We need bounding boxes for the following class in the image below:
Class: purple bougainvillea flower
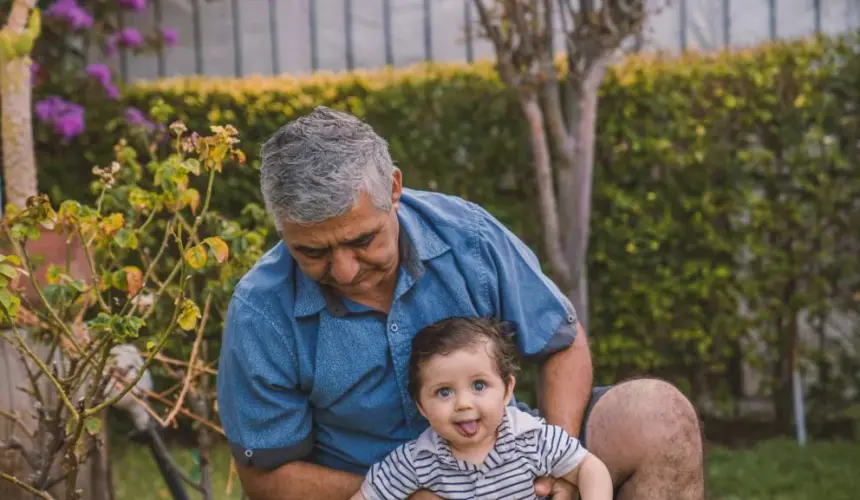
[54,111,86,141]
[117,28,145,49]
[35,95,86,141]
[125,107,156,133]
[46,0,94,31]
[85,64,121,99]
[159,27,178,46]
[86,63,111,87]
[117,0,147,12]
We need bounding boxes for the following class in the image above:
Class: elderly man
[217,107,704,500]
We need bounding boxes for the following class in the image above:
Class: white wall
[118,0,860,81]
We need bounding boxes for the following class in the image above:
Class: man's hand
[535,476,580,500]
[408,489,443,499]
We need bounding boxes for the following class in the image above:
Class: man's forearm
[238,460,364,500]
[538,322,594,438]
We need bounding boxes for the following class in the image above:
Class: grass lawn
[109,438,860,499]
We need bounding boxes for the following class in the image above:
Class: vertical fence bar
[345,0,354,70]
[153,0,166,77]
[309,0,319,71]
[723,0,731,47]
[768,0,777,40]
[117,11,129,80]
[269,0,280,74]
[813,0,821,34]
[383,0,394,66]
[464,0,474,63]
[679,0,687,50]
[423,0,433,61]
[231,0,243,77]
[191,0,204,74]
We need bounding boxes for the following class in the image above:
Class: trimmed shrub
[26,32,860,416]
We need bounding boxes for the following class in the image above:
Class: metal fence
[97,0,860,82]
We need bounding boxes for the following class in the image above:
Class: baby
[351,316,612,500]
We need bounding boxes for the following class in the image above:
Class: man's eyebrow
[293,228,380,252]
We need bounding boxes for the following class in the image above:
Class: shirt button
[244,449,253,458]
[390,323,399,332]
[567,314,575,324]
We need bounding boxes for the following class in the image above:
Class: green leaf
[0,263,18,280]
[184,244,207,269]
[146,340,155,351]
[0,288,21,318]
[183,158,201,176]
[115,228,139,249]
[178,299,201,331]
[85,416,102,436]
[180,188,201,215]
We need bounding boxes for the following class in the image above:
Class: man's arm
[238,461,363,500]
[538,322,594,438]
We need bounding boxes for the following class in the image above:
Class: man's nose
[330,249,360,285]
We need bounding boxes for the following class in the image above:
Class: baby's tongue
[455,420,479,437]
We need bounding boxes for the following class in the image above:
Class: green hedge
[29,32,860,417]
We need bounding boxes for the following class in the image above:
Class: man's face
[280,172,402,302]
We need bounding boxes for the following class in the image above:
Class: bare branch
[163,294,211,426]
[0,471,56,500]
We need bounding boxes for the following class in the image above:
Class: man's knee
[609,377,702,452]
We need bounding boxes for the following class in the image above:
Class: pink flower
[46,0,94,31]
[117,0,147,12]
[159,27,178,46]
[118,28,144,48]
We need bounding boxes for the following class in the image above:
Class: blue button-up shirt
[217,188,578,474]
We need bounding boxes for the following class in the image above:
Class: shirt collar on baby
[413,406,543,470]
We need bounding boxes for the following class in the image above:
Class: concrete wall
[117,0,860,82]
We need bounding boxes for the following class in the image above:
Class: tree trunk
[1,0,39,208]
[518,90,571,287]
[555,60,609,329]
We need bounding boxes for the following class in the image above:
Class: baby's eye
[472,380,486,392]
[437,387,452,398]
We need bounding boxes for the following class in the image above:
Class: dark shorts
[515,385,613,448]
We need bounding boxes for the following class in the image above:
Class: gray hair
[259,106,396,228]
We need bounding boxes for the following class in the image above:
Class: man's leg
[582,378,705,500]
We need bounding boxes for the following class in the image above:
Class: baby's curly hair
[407,316,520,401]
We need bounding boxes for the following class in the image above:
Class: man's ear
[391,168,403,211]
[504,375,517,405]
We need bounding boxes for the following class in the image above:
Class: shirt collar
[412,406,543,469]
[293,203,450,318]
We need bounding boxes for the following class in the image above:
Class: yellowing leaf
[180,189,201,215]
[100,213,125,236]
[124,266,144,297]
[85,416,102,436]
[184,244,207,269]
[178,299,201,331]
[204,236,229,264]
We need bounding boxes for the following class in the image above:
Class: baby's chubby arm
[558,451,613,500]
[537,423,612,500]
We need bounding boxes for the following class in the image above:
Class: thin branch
[0,471,55,500]
[163,294,211,426]
[145,352,218,376]
[3,317,78,418]
[0,409,35,437]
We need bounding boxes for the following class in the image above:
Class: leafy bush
[28,32,860,417]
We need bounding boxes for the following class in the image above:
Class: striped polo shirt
[359,406,588,500]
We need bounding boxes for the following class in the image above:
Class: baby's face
[416,340,514,457]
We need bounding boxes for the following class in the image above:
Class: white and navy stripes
[360,407,588,500]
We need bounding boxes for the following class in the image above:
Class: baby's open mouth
[454,419,480,437]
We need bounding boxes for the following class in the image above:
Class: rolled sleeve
[539,424,589,478]
[217,292,312,471]
[475,211,578,362]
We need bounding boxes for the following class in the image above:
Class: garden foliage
[22,32,860,419]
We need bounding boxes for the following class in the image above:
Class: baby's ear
[504,375,517,402]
